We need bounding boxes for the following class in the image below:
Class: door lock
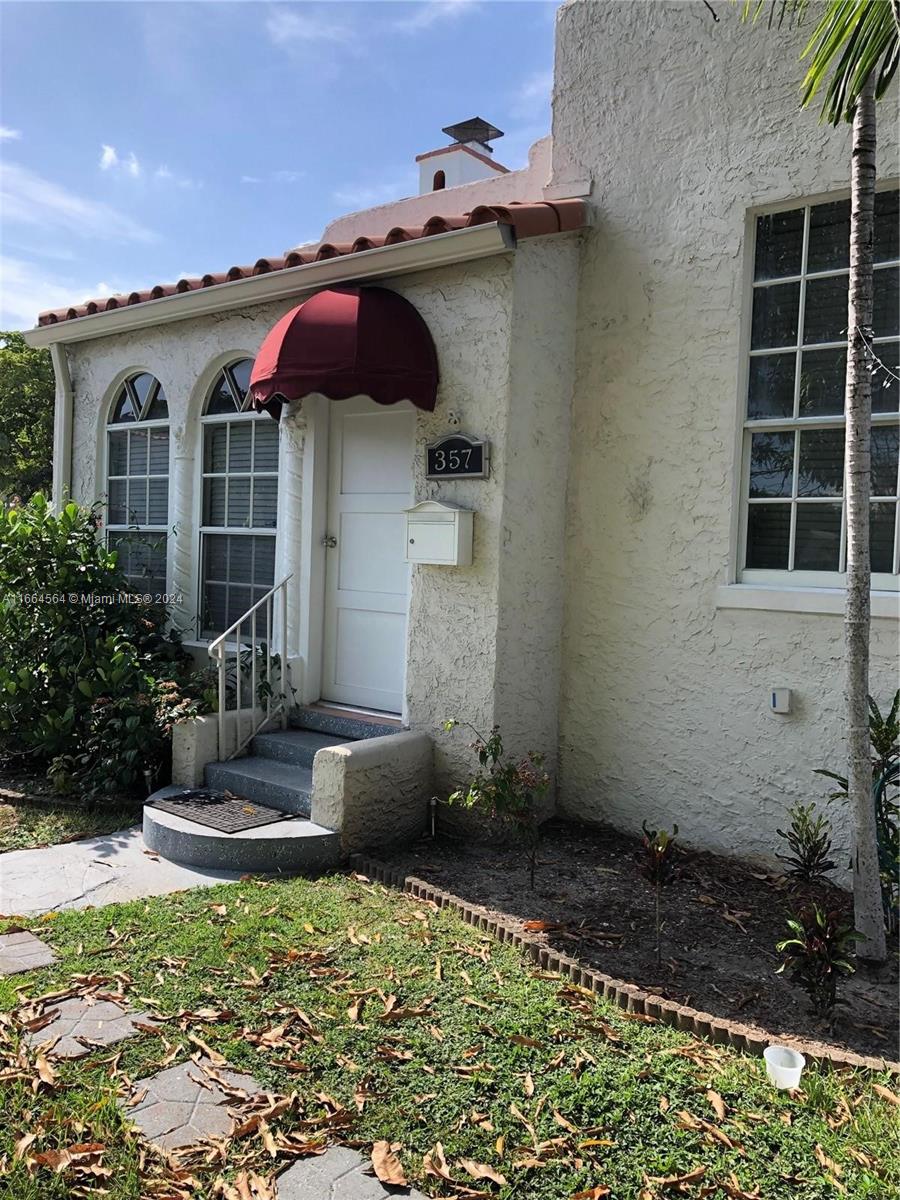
[322,534,338,549]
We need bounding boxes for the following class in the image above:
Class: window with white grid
[106,373,169,595]
[199,359,278,636]
[741,188,899,587]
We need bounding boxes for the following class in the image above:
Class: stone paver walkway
[0,930,57,974]
[26,996,156,1059]
[0,826,242,915]
[124,1057,263,1151]
[277,1147,428,1199]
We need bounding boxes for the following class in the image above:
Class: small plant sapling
[776,906,860,1022]
[444,720,549,888]
[640,821,678,969]
[776,802,837,884]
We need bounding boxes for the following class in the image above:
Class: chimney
[416,118,508,195]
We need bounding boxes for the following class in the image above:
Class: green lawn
[0,873,896,1199]
[0,798,141,853]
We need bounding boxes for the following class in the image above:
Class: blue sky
[0,0,556,329]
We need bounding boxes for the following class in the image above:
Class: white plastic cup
[764,1044,806,1089]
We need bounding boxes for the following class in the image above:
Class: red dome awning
[249,286,439,419]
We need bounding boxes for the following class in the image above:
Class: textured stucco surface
[551,0,899,869]
[311,731,433,851]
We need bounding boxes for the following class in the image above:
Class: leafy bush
[776,906,859,1019]
[776,802,837,884]
[444,720,549,888]
[0,495,202,797]
[816,690,899,931]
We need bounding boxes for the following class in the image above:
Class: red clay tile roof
[36,200,585,327]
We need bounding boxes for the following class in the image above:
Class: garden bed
[0,768,141,853]
[382,819,899,1064]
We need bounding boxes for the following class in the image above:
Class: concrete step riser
[204,763,311,817]
[291,709,399,741]
[250,730,343,768]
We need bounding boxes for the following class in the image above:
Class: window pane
[108,430,128,475]
[202,582,229,634]
[127,479,148,524]
[144,384,168,421]
[108,479,127,524]
[253,422,279,471]
[148,428,169,475]
[252,477,278,527]
[795,503,842,570]
[110,387,138,424]
[872,341,899,414]
[228,423,252,471]
[228,587,252,628]
[130,374,154,414]
[227,477,251,526]
[754,209,804,281]
[803,274,848,345]
[873,268,899,338]
[875,190,899,263]
[807,199,850,274]
[253,535,275,586]
[871,502,897,572]
[229,536,253,584]
[746,505,790,568]
[203,478,226,526]
[229,359,252,404]
[204,534,228,581]
[148,477,168,524]
[128,429,148,474]
[748,353,795,419]
[204,423,228,472]
[750,431,794,497]
[207,373,237,415]
[799,347,846,417]
[751,281,800,349]
[797,428,844,496]
[871,426,899,496]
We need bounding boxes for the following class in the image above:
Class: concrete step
[251,728,346,768]
[291,705,401,742]
[143,789,341,874]
[204,758,312,816]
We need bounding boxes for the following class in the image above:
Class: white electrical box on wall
[405,500,473,566]
[770,688,792,714]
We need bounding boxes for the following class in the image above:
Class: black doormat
[148,788,291,833]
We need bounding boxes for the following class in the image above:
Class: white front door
[321,398,414,714]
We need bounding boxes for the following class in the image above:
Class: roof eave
[22,221,517,349]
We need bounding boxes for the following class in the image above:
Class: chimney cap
[441,117,504,148]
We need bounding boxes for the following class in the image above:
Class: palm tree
[740,0,898,961]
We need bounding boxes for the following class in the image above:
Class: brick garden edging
[348,854,900,1077]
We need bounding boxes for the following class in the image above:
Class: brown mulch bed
[383,818,899,1063]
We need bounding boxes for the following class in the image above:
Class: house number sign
[425,433,490,480]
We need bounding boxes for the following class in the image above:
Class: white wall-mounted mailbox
[405,500,473,566]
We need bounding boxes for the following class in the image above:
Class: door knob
[322,534,337,549]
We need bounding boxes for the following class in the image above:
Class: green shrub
[0,494,202,797]
[775,801,836,884]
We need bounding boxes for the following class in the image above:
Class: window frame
[105,373,170,596]
[736,185,900,592]
[197,360,279,638]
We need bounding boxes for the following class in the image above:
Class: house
[22,1,898,875]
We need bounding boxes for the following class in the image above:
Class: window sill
[715,584,899,619]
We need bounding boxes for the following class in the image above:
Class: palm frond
[800,0,899,123]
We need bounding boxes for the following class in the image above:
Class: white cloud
[155,163,200,189]
[0,255,127,330]
[512,68,553,116]
[241,175,263,185]
[1,162,156,243]
[273,169,305,183]
[99,144,141,177]
[0,126,22,141]
[393,0,479,34]
[264,7,350,46]
[332,170,417,211]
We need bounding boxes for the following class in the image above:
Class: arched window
[106,373,169,594]
[199,359,278,635]
[432,169,446,191]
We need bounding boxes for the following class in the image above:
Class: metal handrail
[208,574,292,761]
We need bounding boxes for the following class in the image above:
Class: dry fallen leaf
[814,1144,842,1177]
[645,1165,706,1189]
[371,1140,407,1187]
[872,1084,899,1107]
[706,1089,727,1121]
[571,1188,610,1199]
[423,1142,454,1182]
[459,1158,508,1187]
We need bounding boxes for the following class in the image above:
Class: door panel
[322,400,414,713]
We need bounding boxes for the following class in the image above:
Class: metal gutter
[49,343,73,509]
[22,223,517,349]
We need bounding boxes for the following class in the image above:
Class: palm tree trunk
[845,71,886,963]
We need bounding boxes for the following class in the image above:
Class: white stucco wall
[551,0,900,870]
